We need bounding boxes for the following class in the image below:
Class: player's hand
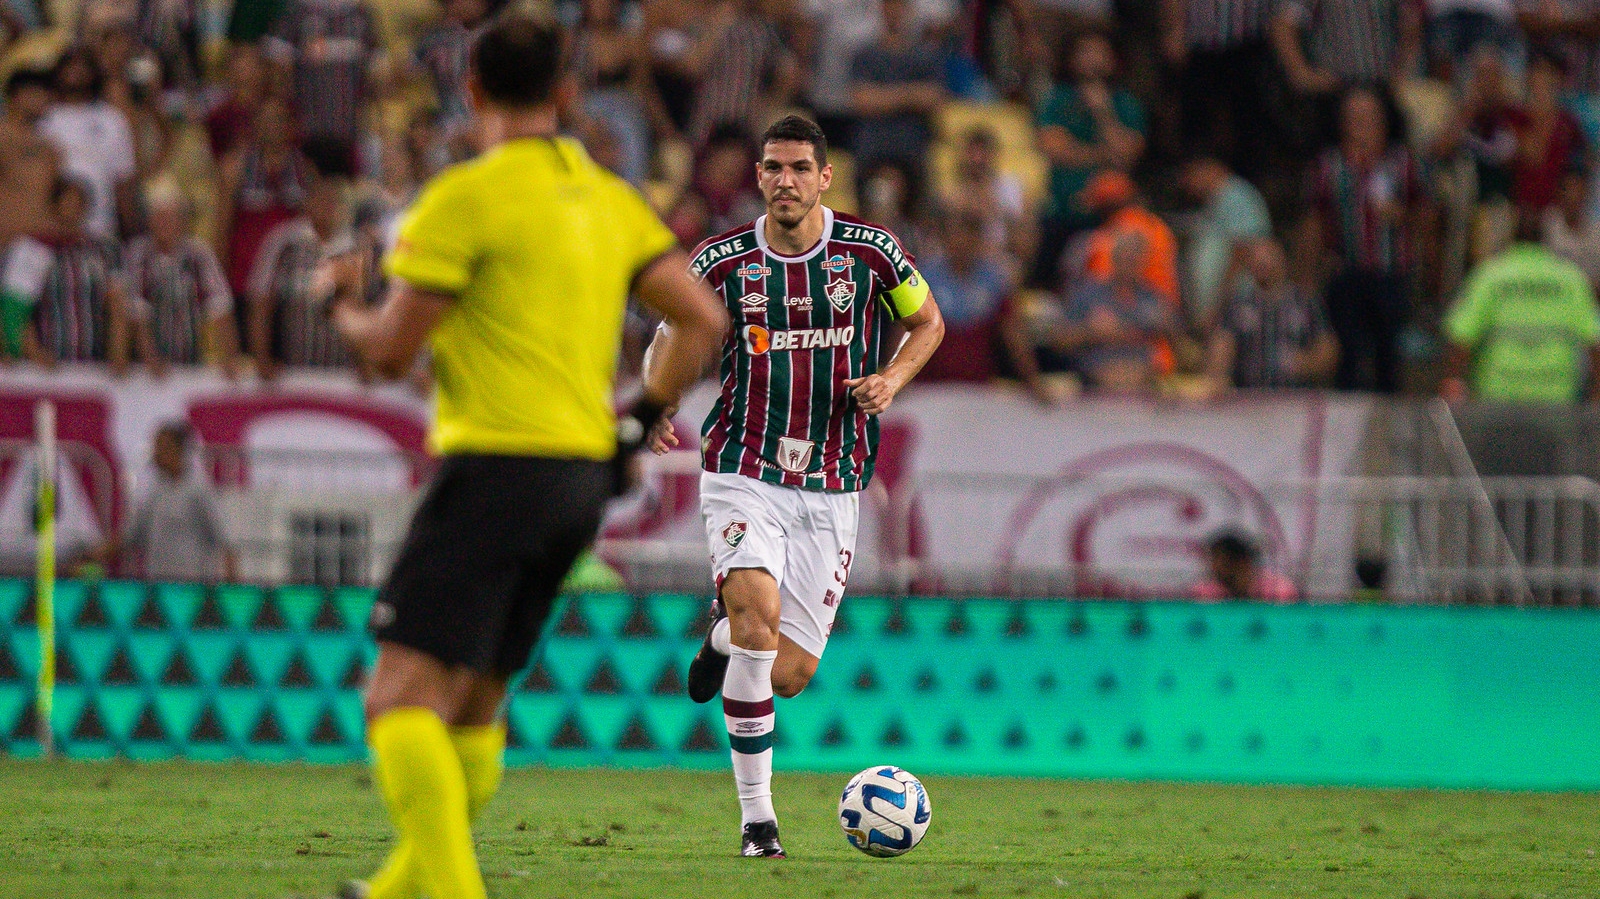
[648,417,679,454]
[843,374,898,415]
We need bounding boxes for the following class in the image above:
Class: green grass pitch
[5,759,1599,898]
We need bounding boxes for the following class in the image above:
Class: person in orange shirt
[1076,171,1181,372]
[1079,170,1180,307]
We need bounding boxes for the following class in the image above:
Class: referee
[330,13,727,899]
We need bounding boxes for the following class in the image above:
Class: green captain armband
[882,269,930,319]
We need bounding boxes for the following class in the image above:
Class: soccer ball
[837,765,932,857]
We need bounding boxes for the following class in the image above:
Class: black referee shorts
[373,454,611,676]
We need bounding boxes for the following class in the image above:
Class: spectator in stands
[689,124,764,236]
[1425,0,1521,76]
[95,421,236,583]
[943,125,1033,260]
[1079,171,1179,307]
[1025,0,1115,77]
[1161,0,1277,178]
[801,0,881,147]
[1542,169,1600,288]
[1204,237,1339,390]
[215,98,316,300]
[8,177,128,371]
[1441,215,1600,404]
[38,45,137,240]
[1051,229,1179,392]
[849,0,947,203]
[1179,155,1271,329]
[264,0,384,177]
[1270,0,1418,150]
[859,162,928,254]
[0,68,59,249]
[574,0,658,185]
[1434,48,1522,233]
[1516,0,1600,103]
[1303,84,1425,394]
[125,182,239,377]
[918,207,1048,398]
[204,44,270,159]
[248,176,366,379]
[683,0,797,144]
[1192,529,1298,602]
[1510,50,1586,220]
[643,0,701,137]
[411,0,488,148]
[133,0,204,99]
[94,21,173,185]
[1031,31,1145,289]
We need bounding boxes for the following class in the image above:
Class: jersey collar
[755,206,833,265]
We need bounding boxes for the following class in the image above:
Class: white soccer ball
[837,765,932,857]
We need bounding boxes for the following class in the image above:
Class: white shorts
[700,470,860,659]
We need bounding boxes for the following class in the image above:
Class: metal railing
[598,464,1600,605]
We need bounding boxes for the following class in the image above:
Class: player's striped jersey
[690,207,928,493]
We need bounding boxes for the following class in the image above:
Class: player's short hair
[471,11,564,108]
[760,115,828,167]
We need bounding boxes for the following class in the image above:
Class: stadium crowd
[2,0,1600,404]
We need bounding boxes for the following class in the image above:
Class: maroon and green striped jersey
[690,207,925,493]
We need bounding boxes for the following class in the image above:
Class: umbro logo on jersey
[737,263,771,281]
[743,325,855,355]
[740,292,769,308]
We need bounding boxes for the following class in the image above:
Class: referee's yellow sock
[367,708,487,899]
[367,723,506,899]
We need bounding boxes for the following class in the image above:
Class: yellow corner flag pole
[34,400,55,758]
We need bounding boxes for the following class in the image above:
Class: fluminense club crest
[827,278,856,312]
[723,519,748,548]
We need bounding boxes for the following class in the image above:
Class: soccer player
[646,115,945,858]
[329,13,727,899]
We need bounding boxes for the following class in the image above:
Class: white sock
[710,617,731,655]
[723,644,778,826]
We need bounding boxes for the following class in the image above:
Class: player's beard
[766,192,815,229]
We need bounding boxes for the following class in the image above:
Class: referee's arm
[632,250,728,406]
[331,281,450,380]
[332,250,727,403]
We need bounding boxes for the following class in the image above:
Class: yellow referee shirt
[387,137,677,459]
